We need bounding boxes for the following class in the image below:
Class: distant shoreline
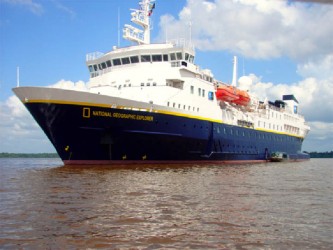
[305,151,333,158]
[0,153,59,158]
[0,152,332,159]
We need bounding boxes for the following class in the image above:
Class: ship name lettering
[136,115,154,122]
[90,110,153,121]
[92,111,112,117]
[113,113,136,119]
[113,112,153,122]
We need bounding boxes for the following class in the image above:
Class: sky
[0,0,332,153]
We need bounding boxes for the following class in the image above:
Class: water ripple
[0,158,332,249]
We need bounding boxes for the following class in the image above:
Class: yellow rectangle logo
[83,107,91,118]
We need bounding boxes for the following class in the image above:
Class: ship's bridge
[86,39,195,79]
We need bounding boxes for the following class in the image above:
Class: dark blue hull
[25,102,309,165]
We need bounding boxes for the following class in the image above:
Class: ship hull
[14,87,309,165]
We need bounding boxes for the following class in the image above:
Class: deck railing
[86,52,105,62]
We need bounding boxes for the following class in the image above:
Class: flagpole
[117,7,120,47]
[17,66,20,87]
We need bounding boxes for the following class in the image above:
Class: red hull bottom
[64,159,269,166]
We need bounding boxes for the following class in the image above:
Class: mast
[231,56,238,87]
[123,0,155,45]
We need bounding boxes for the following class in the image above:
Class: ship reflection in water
[0,158,332,249]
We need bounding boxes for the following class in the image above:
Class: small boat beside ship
[270,152,289,162]
[13,0,310,165]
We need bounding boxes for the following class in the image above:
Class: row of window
[285,124,300,134]
[166,88,215,112]
[216,126,298,142]
[152,119,300,142]
[115,82,158,89]
[284,114,299,123]
[167,102,200,112]
[269,109,300,122]
[190,86,215,100]
[270,110,282,120]
[88,51,195,73]
[258,121,283,131]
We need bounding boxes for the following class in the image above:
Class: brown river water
[0,158,332,249]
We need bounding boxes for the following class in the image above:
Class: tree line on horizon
[0,153,59,158]
[305,151,333,158]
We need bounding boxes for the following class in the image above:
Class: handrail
[86,52,105,62]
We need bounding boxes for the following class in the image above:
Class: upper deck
[86,39,196,79]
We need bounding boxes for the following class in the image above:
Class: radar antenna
[123,0,156,45]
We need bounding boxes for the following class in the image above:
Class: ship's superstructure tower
[123,0,155,45]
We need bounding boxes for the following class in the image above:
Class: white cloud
[49,79,88,91]
[297,54,333,79]
[244,74,333,123]
[241,74,333,151]
[51,0,76,19]
[0,80,88,153]
[0,94,49,153]
[303,121,333,152]
[1,0,76,18]
[157,0,333,76]
[1,0,43,15]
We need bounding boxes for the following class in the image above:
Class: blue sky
[0,0,332,153]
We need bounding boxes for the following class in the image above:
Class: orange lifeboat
[216,85,239,102]
[232,89,250,106]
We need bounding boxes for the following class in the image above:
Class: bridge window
[170,53,176,61]
[121,57,130,65]
[152,55,162,62]
[106,60,112,67]
[189,55,194,63]
[113,58,121,66]
[141,55,151,62]
[163,54,169,61]
[101,62,107,69]
[130,56,139,63]
[176,52,182,60]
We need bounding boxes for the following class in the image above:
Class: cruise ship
[13,0,310,165]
